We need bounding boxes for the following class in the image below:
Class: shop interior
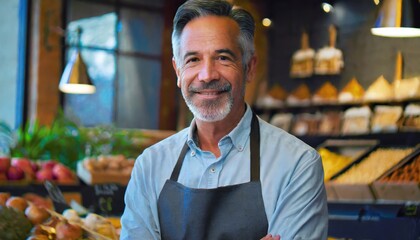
[0,0,419,239]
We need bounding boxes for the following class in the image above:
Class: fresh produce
[22,193,54,210]
[25,203,50,225]
[0,156,11,172]
[0,192,119,240]
[78,155,135,185]
[83,154,135,174]
[6,196,28,211]
[55,219,83,240]
[35,168,55,181]
[0,205,33,240]
[0,192,10,206]
[52,163,77,183]
[12,157,34,177]
[0,158,78,184]
[6,166,25,180]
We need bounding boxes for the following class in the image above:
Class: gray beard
[183,91,233,122]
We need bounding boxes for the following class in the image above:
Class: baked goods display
[270,113,293,132]
[391,51,420,100]
[400,103,420,130]
[338,77,365,103]
[341,106,371,135]
[286,83,311,105]
[262,103,416,136]
[291,113,321,136]
[312,81,338,103]
[379,154,420,183]
[255,84,287,109]
[318,111,342,135]
[364,75,393,102]
[314,25,344,75]
[77,155,135,185]
[333,148,413,184]
[393,77,420,100]
[371,105,403,133]
[318,148,353,181]
[268,84,288,101]
[290,31,315,78]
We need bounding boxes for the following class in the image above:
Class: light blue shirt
[121,105,328,240]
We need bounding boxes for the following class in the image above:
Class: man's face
[173,16,253,122]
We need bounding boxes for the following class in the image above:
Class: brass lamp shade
[59,51,96,94]
[371,0,420,37]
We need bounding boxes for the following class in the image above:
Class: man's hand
[260,234,281,240]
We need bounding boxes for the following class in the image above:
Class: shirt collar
[186,104,253,152]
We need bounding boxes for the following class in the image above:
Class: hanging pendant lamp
[371,0,420,37]
[59,27,96,94]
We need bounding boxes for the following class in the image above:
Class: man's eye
[186,57,199,64]
[218,55,230,61]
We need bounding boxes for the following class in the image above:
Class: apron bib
[158,113,268,240]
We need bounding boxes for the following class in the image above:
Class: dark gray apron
[157,113,268,240]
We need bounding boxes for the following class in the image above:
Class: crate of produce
[372,147,420,202]
[317,139,379,201]
[329,146,415,202]
[77,155,135,185]
[0,157,79,186]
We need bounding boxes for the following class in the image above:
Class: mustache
[189,81,232,92]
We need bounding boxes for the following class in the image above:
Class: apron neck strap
[250,111,260,181]
[171,112,260,182]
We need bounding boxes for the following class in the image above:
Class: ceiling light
[262,18,272,27]
[59,27,96,94]
[371,0,420,38]
[322,2,333,13]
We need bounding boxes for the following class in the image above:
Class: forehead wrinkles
[179,16,241,59]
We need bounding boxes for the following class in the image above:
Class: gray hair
[172,0,255,71]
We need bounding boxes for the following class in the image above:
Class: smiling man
[120,1,328,239]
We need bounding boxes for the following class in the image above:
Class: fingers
[260,234,281,240]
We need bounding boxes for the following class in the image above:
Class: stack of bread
[291,113,322,136]
[371,105,403,133]
[318,111,342,135]
[314,25,344,75]
[290,31,315,78]
[341,106,372,135]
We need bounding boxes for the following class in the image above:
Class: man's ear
[172,57,181,87]
[246,55,257,83]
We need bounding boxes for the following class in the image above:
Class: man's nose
[198,59,219,82]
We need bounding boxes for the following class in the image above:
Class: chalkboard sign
[82,183,127,216]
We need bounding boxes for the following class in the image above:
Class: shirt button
[238,145,243,151]
[210,168,216,173]
[191,151,196,156]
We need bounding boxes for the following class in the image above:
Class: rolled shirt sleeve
[268,149,328,239]
[120,152,162,240]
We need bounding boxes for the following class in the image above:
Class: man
[121,0,328,239]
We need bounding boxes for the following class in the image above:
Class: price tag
[84,184,126,216]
